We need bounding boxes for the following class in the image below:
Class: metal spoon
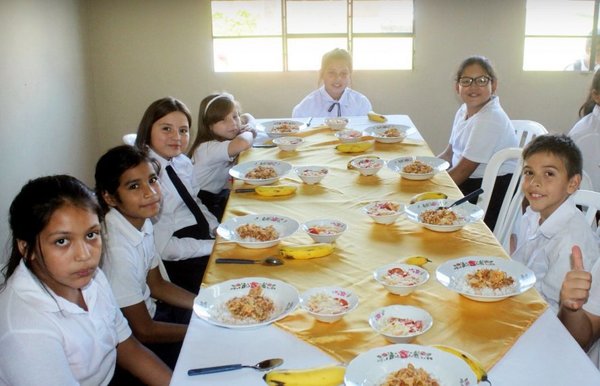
[188,358,284,376]
[215,257,284,266]
[439,188,484,210]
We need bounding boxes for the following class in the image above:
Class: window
[524,0,599,71]
[210,0,414,72]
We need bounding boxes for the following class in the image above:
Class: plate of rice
[216,213,299,249]
[260,120,307,138]
[193,277,299,329]
[344,343,476,386]
[364,124,414,143]
[404,199,484,232]
[387,156,450,180]
[436,256,536,302]
[229,160,292,186]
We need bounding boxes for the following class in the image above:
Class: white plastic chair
[122,133,137,146]
[581,170,594,191]
[572,189,600,230]
[511,120,548,147]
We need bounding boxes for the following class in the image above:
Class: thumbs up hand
[560,245,593,311]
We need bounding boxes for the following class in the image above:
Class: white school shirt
[449,96,518,178]
[101,209,158,317]
[149,149,218,261]
[292,86,372,118]
[569,104,600,192]
[0,262,131,386]
[512,197,600,312]
[191,140,235,194]
[582,257,600,368]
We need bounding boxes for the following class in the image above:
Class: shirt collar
[528,196,577,239]
[105,209,152,246]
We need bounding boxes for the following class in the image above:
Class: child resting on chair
[512,134,600,312]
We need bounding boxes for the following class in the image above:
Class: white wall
[0,0,94,266]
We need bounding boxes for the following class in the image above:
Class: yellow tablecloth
[203,122,547,370]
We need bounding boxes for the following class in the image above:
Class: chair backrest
[511,120,548,147]
[122,133,137,146]
[571,189,600,229]
[580,170,594,191]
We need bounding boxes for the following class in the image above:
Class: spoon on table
[438,188,484,210]
[188,358,284,376]
[215,257,284,266]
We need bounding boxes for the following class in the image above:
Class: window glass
[212,1,281,36]
[213,38,283,72]
[353,0,413,33]
[353,37,413,70]
[287,1,347,34]
[288,38,347,71]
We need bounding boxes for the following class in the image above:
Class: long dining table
[171,115,600,385]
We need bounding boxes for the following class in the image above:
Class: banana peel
[400,255,431,267]
[263,364,346,386]
[335,141,373,153]
[279,243,334,260]
[432,345,489,384]
[235,185,297,197]
[368,111,387,123]
[408,191,448,205]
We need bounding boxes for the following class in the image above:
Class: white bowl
[261,120,306,138]
[334,129,363,143]
[364,124,412,143]
[294,166,329,184]
[299,286,359,323]
[362,201,404,225]
[349,157,385,176]
[229,160,292,186]
[369,305,433,343]
[404,199,484,232]
[302,219,347,243]
[387,156,450,180]
[216,213,299,249]
[272,136,304,151]
[324,117,349,130]
[373,263,430,295]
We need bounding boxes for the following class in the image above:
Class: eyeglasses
[458,75,492,87]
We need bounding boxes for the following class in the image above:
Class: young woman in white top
[135,97,219,294]
[568,69,600,191]
[95,145,197,374]
[188,92,256,221]
[0,175,170,386]
[292,48,372,118]
[437,55,518,230]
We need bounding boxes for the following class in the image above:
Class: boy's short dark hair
[522,134,582,178]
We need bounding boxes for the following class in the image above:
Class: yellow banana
[279,243,334,260]
[255,185,297,197]
[347,155,380,170]
[432,344,488,384]
[408,191,448,205]
[335,141,373,153]
[263,364,345,386]
[368,110,387,123]
[401,255,431,267]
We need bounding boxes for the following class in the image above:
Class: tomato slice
[388,267,407,276]
[335,298,349,308]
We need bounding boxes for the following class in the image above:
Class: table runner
[203,117,548,369]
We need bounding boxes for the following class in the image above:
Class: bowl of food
[334,129,363,143]
[294,166,329,184]
[261,120,306,138]
[229,160,292,186]
[299,286,359,323]
[369,305,433,343]
[302,219,347,243]
[387,156,450,181]
[374,263,430,295]
[362,201,404,225]
[404,199,484,232]
[349,156,385,176]
[364,124,412,143]
[216,213,299,249]
[324,117,349,130]
[272,136,304,151]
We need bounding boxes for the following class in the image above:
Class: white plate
[259,120,307,138]
[404,199,484,232]
[216,213,299,249]
[364,124,414,143]
[345,343,477,386]
[229,160,292,186]
[387,156,450,180]
[436,256,536,302]
[194,277,299,329]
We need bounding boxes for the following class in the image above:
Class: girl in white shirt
[0,175,170,386]
[568,69,600,191]
[437,55,518,230]
[135,97,219,294]
[188,92,256,221]
[292,48,372,118]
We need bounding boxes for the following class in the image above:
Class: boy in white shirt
[512,134,600,311]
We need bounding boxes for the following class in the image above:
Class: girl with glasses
[437,55,518,230]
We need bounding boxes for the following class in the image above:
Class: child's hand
[560,245,592,311]
[240,124,257,138]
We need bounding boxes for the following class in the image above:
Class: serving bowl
[294,165,329,184]
[302,219,347,243]
[272,136,304,151]
[364,124,412,143]
[334,129,363,143]
[216,213,299,249]
[373,262,430,295]
[299,286,359,323]
[387,156,450,180]
[229,160,292,186]
[362,201,404,225]
[349,156,385,176]
[369,305,433,343]
[324,117,349,130]
[404,199,484,232]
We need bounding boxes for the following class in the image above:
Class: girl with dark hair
[437,55,518,230]
[135,97,219,294]
[0,175,170,385]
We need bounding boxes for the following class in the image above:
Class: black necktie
[328,102,341,117]
[165,165,209,229]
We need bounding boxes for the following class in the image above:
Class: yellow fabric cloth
[203,126,548,370]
